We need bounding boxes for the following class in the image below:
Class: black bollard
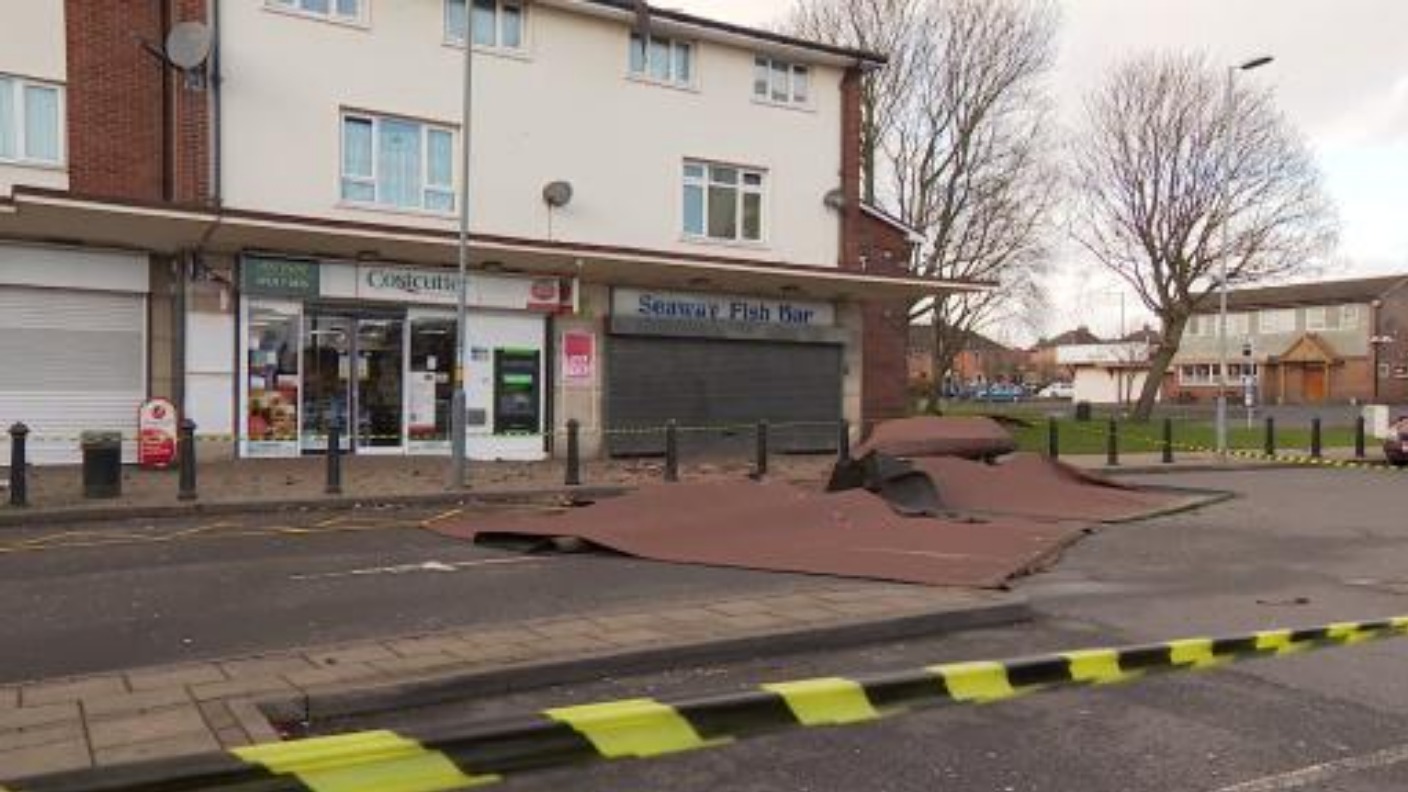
[664,420,679,483]
[1355,416,1367,459]
[1265,417,1276,457]
[1311,417,1323,459]
[1106,417,1119,467]
[837,419,852,463]
[325,425,343,496]
[565,419,582,487]
[1047,417,1059,460]
[753,420,769,480]
[177,419,198,502]
[8,423,28,508]
[1162,418,1175,465]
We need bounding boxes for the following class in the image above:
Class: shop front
[605,287,849,456]
[239,256,562,461]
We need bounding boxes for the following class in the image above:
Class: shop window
[445,0,524,50]
[340,112,456,213]
[753,56,811,106]
[0,75,63,166]
[683,160,766,243]
[630,33,693,87]
[245,305,302,454]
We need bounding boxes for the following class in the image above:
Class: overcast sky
[668,0,1408,342]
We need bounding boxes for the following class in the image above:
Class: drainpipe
[160,0,174,202]
[209,0,223,206]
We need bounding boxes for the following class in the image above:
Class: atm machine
[493,348,542,435]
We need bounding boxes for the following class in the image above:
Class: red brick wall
[65,0,210,203]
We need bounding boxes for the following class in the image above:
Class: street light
[1216,55,1274,459]
[450,10,474,490]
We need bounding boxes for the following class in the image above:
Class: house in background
[1028,326,1102,384]
[1167,275,1408,406]
[908,327,1028,392]
[1057,340,1158,405]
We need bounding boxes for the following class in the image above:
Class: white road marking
[1210,744,1408,791]
[290,556,545,581]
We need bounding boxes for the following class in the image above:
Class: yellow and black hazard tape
[7,616,1408,792]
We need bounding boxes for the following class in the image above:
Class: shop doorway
[300,311,406,453]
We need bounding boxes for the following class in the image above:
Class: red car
[1386,417,1408,467]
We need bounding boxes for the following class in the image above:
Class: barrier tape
[1058,418,1405,473]
[8,616,1408,792]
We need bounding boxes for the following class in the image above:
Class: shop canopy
[0,189,987,302]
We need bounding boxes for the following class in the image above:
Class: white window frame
[753,56,812,107]
[1224,312,1250,337]
[1258,308,1297,334]
[265,0,367,25]
[1341,305,1361,328]
[444,0,526,52]
[629,32,695,88]
[1304,306,1329,332]
[0,75,65,167]
[682,160,767,245]
[1179,363,1258,387]
[339,111,457,215]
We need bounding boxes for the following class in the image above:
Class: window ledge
[680,234,770,252]
[626,73,700,94]
[262,4,370,31]
[442,39,533,62]
[336,201,458,221]
[750,96,816,113]
[0,157,66,172]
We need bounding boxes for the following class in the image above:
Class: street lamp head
[1239,56,1274,71]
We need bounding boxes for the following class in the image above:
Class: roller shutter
[606,336,842,456]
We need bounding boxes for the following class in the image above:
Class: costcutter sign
[613,288,835,327]
[319,263,567,313]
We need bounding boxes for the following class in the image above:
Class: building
[1028,326,1102,384]
[1167,275,1408,406]
[1056,341,1158,405]
[1,1,976,464]
[907,327,1027,391]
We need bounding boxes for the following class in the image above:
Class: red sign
[562,332,595,386]
[138,399,179,470]
[528,279,562,312]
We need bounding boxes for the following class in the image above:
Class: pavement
[0,504,1024,780]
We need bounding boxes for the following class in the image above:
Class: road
[0,504,816,683]
[337,468,1408,791]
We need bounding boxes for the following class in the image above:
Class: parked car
[1385,417,1408,468]
[977,383,1025,403]
[1038,382,1075,400]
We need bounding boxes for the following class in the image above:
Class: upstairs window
[266,0,364,24]
[0,76,63,166]
[1305,306,1337,332]
[630,33,693,87]
[753,56,810,106]
[341,112,456,213]
[446,0,524,50]
[683,161,765,243]
[1258,309,1297,335]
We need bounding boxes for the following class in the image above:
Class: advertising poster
[562,331,595,386]
[137,399,179,470]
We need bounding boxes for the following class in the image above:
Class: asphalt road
[342,468,1408,791]
[0,504,816,683]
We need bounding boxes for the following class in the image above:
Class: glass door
[408,313,456,453]
[301,314,353,452]
[355,317,405,453]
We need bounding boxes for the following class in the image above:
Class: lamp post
[1216,55,1274,459]
[450,9,474,490]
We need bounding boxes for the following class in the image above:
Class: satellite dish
[823,188,847,211]
[165,22,212,70]
[543,181,574,208]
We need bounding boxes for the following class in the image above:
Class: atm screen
[493,349,541,435]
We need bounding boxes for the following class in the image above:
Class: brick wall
[65,0,210,203]
[1375,288,1408,403]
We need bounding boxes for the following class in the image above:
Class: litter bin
[81,431,123,499]
[1074,401,1093,423]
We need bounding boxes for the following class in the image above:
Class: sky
[666,0,1408,343]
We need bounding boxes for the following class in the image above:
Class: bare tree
[787,0,1060,402]
[1071,52,1339,421]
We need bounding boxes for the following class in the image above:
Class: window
[341,113,456,213]
[753,57,811,106]
[0,76,63,166]
[1179,363,1259,387]
[1341,305,1361,328]
[266,0,363,23]
[446,0,524,50]
[1258,309,1297,334]
[1225,313,1250,337]
[630,33,693,87]
[683,161,765,243]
